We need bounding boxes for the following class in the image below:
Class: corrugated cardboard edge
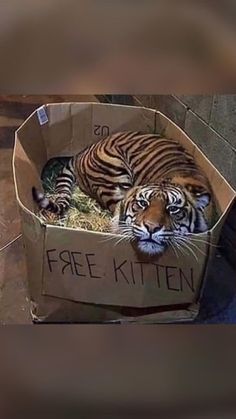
[31,302,200,324]
[115,303,200,324]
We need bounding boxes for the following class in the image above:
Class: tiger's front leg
[96,185,129,213]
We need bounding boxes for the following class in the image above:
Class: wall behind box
[98,95,236,270]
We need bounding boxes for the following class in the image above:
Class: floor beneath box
[1,96,236,324]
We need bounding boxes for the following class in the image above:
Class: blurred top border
[1,1,236,93]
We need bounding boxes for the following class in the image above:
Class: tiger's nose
[143,222,163,234]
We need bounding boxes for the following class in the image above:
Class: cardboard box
[13,103,236,323]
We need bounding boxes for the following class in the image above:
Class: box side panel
[155,111,236,215]
[42,226,208,308]
[71,102,155,154]
[193,148,234,214]
[155,112,195,156]
[70,103,94,153]
[90,103,156,141]
[19,207,80,322]
[16,112,47,174]
[19,207,45,303]
[14,137,43,213]
[208,197,236,263]
[43,103,94,158]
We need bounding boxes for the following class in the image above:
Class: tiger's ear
[185,185,211,209]
[195,191,211,209]
[172,176,211,210]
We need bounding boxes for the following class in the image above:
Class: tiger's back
[75,131,210,212]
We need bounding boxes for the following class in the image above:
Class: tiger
[32,131,213,256]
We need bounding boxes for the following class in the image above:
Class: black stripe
[55,189,71,195]
[109,131,140,148]
[126,138,161,162]
[91,157,127,176]
[56,181,73,188]
[133,149,189,184]
[55,188,71,195]
[93,152,126,174]
[57,174,74,182]
[148,158,196,182]
[85,157,130,182]
[58,172,75,182]
[130,142,177,168]
[124,134,160,155]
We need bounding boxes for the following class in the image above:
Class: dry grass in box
[38,170,112,232]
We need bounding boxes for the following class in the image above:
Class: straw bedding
[38,159,112,232]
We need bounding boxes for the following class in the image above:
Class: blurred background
[1,1,236,93]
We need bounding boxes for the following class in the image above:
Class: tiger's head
[112,181,212,256]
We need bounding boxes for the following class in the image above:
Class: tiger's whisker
[173,240,189,257]
[168,240,179,259]
[172,236,213,256]
[100,235,121,243]
[184,240,208,257]
[184,237,220,249]
[175,234,219,248]
[179,242,198,261]
[114,235,131,246]
[176,236,208,257]
[174,238,199,261]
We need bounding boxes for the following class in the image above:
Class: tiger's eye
[168,206,181,214]
[139,199,148,209]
